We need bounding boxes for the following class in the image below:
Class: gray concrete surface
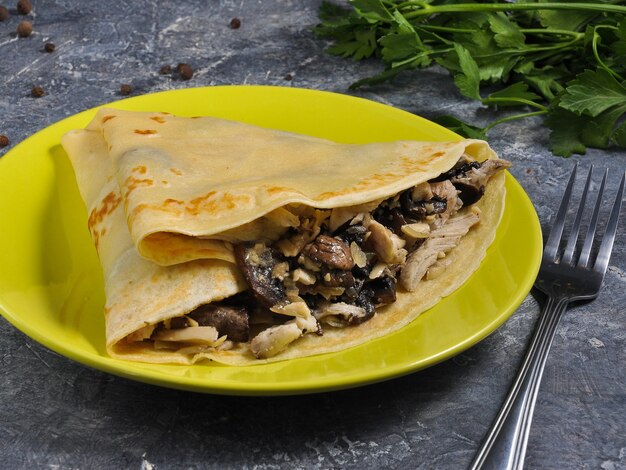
[1,1,624,469]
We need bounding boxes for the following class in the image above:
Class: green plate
[0,86,542,395]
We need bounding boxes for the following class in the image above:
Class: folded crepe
[62,107,510,365]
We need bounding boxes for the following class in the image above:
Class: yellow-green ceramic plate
[0,86,542,395]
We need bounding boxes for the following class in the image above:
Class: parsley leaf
[452,43,482,100]
[559,68,626,116]
[489,12,526,49]
[433,115,488,140]
[545,107,588,157]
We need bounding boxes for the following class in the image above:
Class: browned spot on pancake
[129,191,253,224]
[88,191,122,249]
[108,144,113,151]
[150,116,166,124]
[265,185,294,195]
[398,155,434,174]
[159,111,172,115]
[169,168,183,176]
[317,172,401,199]
[134,129,158,135]
[123,175,154,197]
[164,198,183,206]
[102,115,117,123]
[132,165,147,174]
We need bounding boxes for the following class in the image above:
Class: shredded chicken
[400,212,480,291]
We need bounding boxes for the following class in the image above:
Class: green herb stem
[482,110,549,132]
[518,29,585,39]
[591,26,624,81]
[417,24,476,34]
[401,2,626,19]
[482,97,548,111]
[471,38,582,60]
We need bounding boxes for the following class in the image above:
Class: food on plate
[61,108,510,365]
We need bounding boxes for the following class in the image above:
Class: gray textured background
[1,1,624,469]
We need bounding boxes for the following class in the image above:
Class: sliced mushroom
[234,242,287,308]
[400,190,447,220]
[334,222,368,245]
[188,304,250,342]
[368,275,397,305]
[322,269,356,288]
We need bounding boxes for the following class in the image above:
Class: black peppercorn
[159,64,171,75]
[229,18,241,29]
[0,5,10,21]
[44,42,55,52]
[31,85,44,97]
[16,0,32,14]
[0,134,9,148]
[120,84,132,96]
[284,73,293,81]
[17,20,32,37]
[178,63,193,80]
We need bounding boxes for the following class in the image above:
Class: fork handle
[469,296,569,470]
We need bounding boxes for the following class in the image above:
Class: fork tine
[562,166,593,265]
[544,164,578,261]
[593,171,625,275]
[578,169,608,268]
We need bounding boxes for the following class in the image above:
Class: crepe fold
[62,108,507,365]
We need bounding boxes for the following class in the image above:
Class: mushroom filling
[143,155,511,358]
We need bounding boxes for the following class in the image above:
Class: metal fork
[469,164,625,470]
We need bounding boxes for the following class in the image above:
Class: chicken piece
[250,322,302,359]
[365,218,407,264]
[400,212,480,291]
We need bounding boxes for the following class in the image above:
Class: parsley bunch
[315,0,626,156]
